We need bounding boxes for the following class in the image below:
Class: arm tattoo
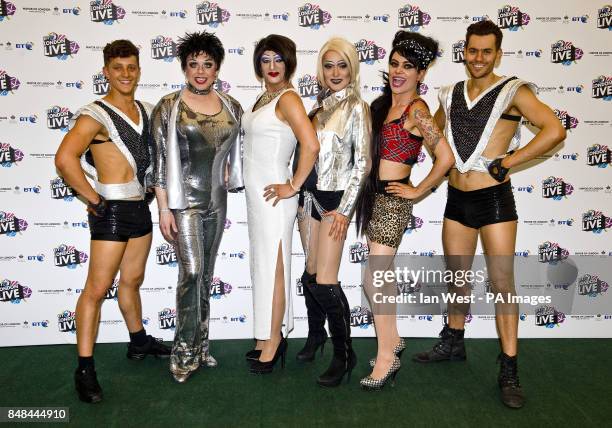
[414,108,444,153]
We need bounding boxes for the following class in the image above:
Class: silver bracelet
[289,178,300,192]
[159,208,171,213]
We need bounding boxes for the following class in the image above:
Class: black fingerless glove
[87,195,107,217]
[488,158,510,183]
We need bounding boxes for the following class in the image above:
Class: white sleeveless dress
[243,88,299,339]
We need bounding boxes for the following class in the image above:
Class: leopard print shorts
[366,193,413,249]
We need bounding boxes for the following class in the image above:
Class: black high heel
[245,339,261,362]
[249,337,288,374]
[296,271,328,362]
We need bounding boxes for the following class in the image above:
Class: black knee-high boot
[306,281,356,387]
[296,271,328,362]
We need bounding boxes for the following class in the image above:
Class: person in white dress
[242,34,319,373]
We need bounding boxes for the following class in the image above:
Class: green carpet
[1,338,609,427]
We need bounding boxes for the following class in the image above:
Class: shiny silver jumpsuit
[151,90,243,377]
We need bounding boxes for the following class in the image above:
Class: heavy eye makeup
[390,59,415,70]
[188,61,214,69]
[261,55,284,64]
[323,61,348,69]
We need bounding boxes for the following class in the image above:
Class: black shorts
[298,189,344,222]
[88,200,152,242]
[444,181,518,229]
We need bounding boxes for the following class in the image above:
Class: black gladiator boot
[307,282,356,387]
[412,324,467,363]
[498,353,525,409]
[296,271,328,362]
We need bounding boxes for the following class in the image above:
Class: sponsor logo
[0,279,31,303]
[541,176,573,200]
[516,184,535,193]
[151,36,177,62]
[298,3,331,29]
[0,211,27,236]
[158,308,176,329]
[0,0,16,21]
[47,106,73,132]
[577,274,609,296]
[58,310,76,332]
[211,277,232,299]
[161,9,187,19]
[537,241,569,263]
[554,109,579,130]
[196,1,230,27]
[0,70,19,95]
[59,6,81,15]
[498,5,530,30]
[452,40,465,63]
[349,242,369,263]
[43,33,79,60]
[0,142,24,166]
[553,152,579,161]
[397,4,431,31]
[350,306,373,328]
[551,40,583,65]
[535,305,565,327]
[90,0,125,24]
[56,80,84,90]
[597,5,612,29]
[214,79,231,93]
[404,214,423,234]
[587,144,611,167]
[398,4,430,30]
[222,314,247,323]
[354,39,386,64]
[227,47,245,55]
[297,74,319,99]
[53,244,88,268]
[592,75,612,100]
[30,320,50,327]
[104,278,119,300]
[582,210,612,233]
[156,243,177,266]
[50,177,77,201]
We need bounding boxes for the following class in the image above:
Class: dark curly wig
[355,31,438,236]
[177,31,225,70]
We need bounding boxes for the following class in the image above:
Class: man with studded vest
[412,21,566,409]
[55,40,170,404]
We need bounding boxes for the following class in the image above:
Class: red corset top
[380,98,425,166]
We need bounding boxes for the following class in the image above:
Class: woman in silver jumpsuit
[151,32,243,383]
[296,37,371,387]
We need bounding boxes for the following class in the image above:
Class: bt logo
[517,185,534,193]
[15,42,35,50]
[22,186,41,193]
[525,50,542,57]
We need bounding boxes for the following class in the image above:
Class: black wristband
[87,195,107,217]
[488,158,510,183]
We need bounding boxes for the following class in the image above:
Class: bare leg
[480,221,518,356]
[76,240,127,356]
[363,239,400,380]
[297,207,320,275]
[259,242,286,362]
[442,218,479,329]
[117,233,152,333]
[314,218,344,285]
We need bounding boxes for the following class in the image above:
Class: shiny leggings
[170,206,224,376]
